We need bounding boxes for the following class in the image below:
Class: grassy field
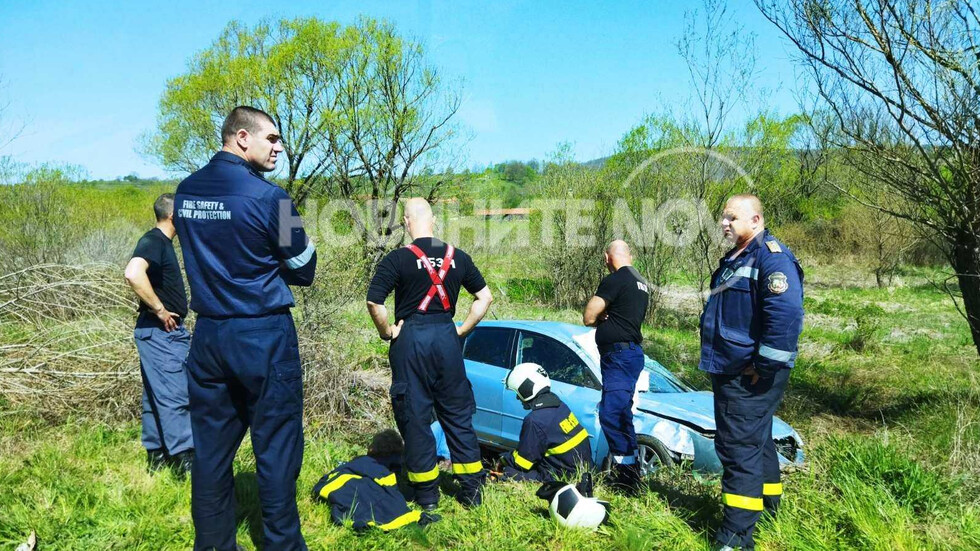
[1,199,979,550]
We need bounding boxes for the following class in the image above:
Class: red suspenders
[405,244,455,312]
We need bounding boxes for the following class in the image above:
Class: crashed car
[461,320,805,476]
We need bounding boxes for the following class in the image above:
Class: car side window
[463,328,514,368]
[516,331,598,389]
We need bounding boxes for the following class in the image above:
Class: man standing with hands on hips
[175,106,317,551]
[583,239,649,494]
[367,198,493,511]
[124,193,194,476]
[700,194,804,551]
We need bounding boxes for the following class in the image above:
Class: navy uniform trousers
[134,313,193,456]
[185,312,306,551]
[388,313,484,505]
[712,367,790,550]
[598,342,644,463]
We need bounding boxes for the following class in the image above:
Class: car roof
[474,320,593,342]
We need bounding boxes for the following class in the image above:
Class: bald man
[583,240,650,493]
[367,198,493,509]
[700,194,804,551]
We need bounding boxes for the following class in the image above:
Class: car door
[499,330,603,450]
[462,326,515,445]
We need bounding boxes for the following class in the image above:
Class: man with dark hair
[220,106,276,150]
[124,192,193,476]
[312,429,439,532]
[582,240,650,494]
[175,105,316,550]
[700,194,804,551]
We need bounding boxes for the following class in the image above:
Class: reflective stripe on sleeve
[763,483,783,496]
[374,473,397,487]
[283,241,315,269]
[318,473,361,500]
[407,466,440,483]
[512,451,534,470]
[451,461,483,475]
[722,492,764,511]
[370,510,422,531]
[545,428,589,456]
[758,345,797,363]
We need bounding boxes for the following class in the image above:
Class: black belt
[198,306,291,320]
[597,341,640,355]
[402,312,454,325]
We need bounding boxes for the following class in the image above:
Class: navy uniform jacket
[174,151,316,318]
[312,455,421,531]
[501,392,594,481]
[699,230,804,376]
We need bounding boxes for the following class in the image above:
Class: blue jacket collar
[211,150,249,166]
[724,229,770,261]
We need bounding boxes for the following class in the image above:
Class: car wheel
[636,435,674,477]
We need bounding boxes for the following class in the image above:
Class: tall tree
[144,17,461,249]
[677,0,760,304]
[757,0,980,355]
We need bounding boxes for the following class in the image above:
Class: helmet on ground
[505,362,550,402]
[536,480,610,529]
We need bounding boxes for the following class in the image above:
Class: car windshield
[643,357,692,393]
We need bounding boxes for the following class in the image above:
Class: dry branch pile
[0,263,388,432]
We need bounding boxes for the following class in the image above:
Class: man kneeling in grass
[498,363,594,482]
[312,430,440,531]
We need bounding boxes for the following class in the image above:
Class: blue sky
[0,0,802,180]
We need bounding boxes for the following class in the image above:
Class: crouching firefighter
[499,363,594,482]
[312,430,438,531]
[366,198,494,509]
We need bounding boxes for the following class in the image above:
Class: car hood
[636,391,796,438]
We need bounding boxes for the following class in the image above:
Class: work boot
[611,463,643,496]
[456,486,483,508]
[146,449,167,472]
[169,449,194,479]
[418,511,442,527]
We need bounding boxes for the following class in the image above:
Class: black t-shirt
[367,237,487,321]
[131,228,189,317]
[594,266,649,346]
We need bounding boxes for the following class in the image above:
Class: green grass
[3,219,980,548]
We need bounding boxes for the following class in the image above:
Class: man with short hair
[700,194,804,551]
[175,105,317,551]
[366,198,493,510]
[124,193,193,475]
[583,240,650,493]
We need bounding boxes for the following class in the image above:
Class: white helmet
[541,483,610,529]
[505,362,550,402]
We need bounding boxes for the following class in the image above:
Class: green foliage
[501,277,554,304]
[146,16,460,210]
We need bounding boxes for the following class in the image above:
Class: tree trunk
[951,231,980,356]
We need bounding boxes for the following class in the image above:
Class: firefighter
[700,194,804,551]
[499,363,594,482]
[312,430,438,531]
[366,198,493,509]
[582,240,650,493]
[174,106,316,551]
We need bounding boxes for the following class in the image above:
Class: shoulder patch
[767,272,789,294]
[765,241,783,253]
